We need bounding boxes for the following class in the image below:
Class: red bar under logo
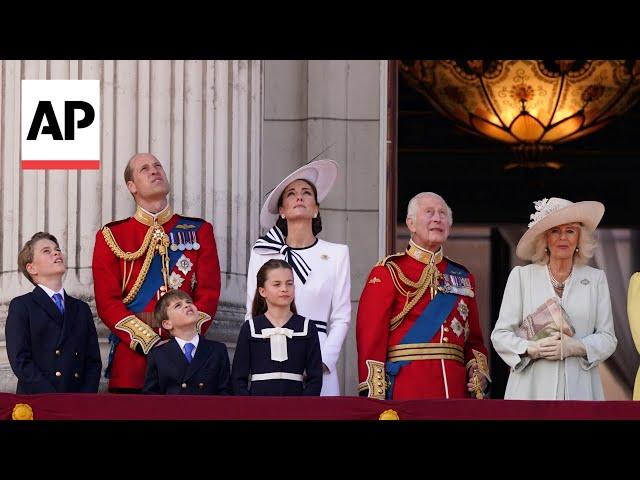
[21,160,100,170]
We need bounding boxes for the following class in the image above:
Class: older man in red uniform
[357,192,489,400]
[92,153,221,393]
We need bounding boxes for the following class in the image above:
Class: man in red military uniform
[357,192,489,400]
[92,153,221,393]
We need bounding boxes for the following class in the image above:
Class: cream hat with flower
[516,197,605,261]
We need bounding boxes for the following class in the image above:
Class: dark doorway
[489,228,513,399]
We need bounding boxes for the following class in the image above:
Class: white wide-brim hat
[260,159,338,228]
[516,197,605,261]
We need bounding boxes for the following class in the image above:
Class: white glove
[539,334,586,361]
[526,332,560,360]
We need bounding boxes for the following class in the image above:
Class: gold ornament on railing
[378,409,400,420]
[12,403,34,420]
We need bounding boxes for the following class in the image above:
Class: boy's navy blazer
[5,285,102,394]
[143,336,231,395]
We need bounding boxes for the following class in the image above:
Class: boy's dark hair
[251,259,298,317]
[154,289,193,325]
[18,232,60,285]
[275,179,323,236]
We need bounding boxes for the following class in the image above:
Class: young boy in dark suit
[5,232,102,394]
[143,289,231,395]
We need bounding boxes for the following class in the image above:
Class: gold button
[55,371,62,377]
[74,373,80,379]
[443,337,449,342]
[198,383,204,389]
[377,382,383,387]
[444,327,449,332]
[181,383,187,389]
[375,368,382,374]
[55,350,61,356]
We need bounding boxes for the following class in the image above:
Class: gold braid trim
[115,315,161,354]
[467,349,491,381]
[467,349,491,400]
[102,225,154,261]
[102,225,169,305]
[386,261,440,331]
[389,261,432,289]
[121,242,160,304]
[363,360,386,399]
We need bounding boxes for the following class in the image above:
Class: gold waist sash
[387,342,464,364]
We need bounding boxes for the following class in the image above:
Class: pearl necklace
[548,264,572,290]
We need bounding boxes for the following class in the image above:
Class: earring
[545,247,549,253]
[281,215,286,219]
[575,247,580,254]
[313,213,318,219]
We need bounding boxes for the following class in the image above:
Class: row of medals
[169,232,200,251]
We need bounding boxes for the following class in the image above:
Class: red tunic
[92,208,221,390]
[356,248,488,400]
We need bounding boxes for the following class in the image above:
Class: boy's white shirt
[37,283,65,306]
[174,333,199,356]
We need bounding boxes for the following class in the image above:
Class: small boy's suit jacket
[143,336,231,395]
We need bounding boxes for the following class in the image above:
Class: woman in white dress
[245,159,351,396]
[491,197,617,400]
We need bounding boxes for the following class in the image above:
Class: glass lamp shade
[400,60,640,146]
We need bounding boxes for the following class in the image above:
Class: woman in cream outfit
[491,197,617,400]
[245,160,351,396]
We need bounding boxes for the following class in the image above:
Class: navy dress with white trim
[231,313,322,396]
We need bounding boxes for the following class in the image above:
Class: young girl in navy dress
[232,259,322,395]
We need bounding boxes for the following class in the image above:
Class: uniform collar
[134,204,173,226]
[406,238,443,265]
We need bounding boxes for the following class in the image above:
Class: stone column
[0,60,262,392]
[263,60,386,395]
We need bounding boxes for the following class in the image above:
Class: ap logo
[21,80,100,170]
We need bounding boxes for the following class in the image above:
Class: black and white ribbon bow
[253,226,312,284]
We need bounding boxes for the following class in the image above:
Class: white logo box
[21,80,100,170]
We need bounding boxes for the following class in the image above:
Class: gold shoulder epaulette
[376,251,405,267]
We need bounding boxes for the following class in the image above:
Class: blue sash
[385,262,468,399]
[127,217,203,312]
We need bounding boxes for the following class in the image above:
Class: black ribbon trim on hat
[253,226,312,284]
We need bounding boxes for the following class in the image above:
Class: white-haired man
[356,192,489,399]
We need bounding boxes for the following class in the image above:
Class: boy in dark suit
[143,289,231,395]
[5,232,102,394]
